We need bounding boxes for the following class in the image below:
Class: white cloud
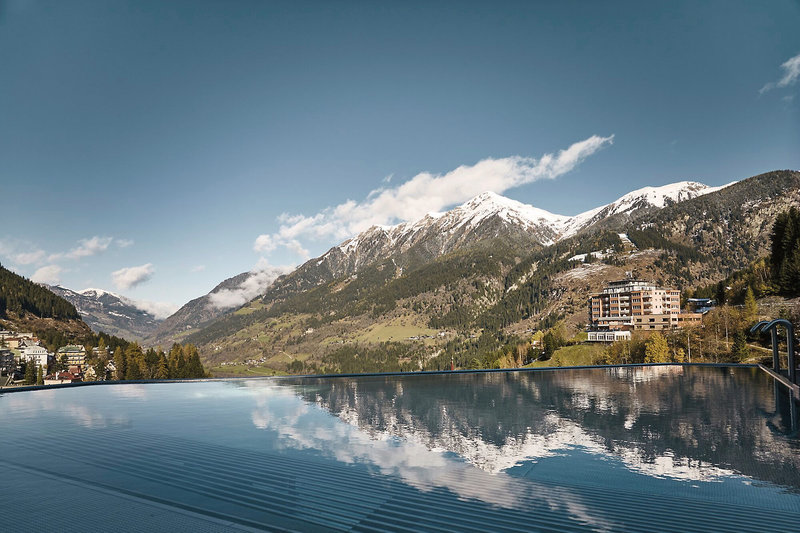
[31,264,63,285]
[48,236,115,261]
[125,298,179,320]
[190,265,206,273]
[67,236,113,259]
[3,236,125,265]
[14,250,46,265]
[0,240,47,266]
[253,234,276,253]
[284,240,310,260]
[760,52,800,94]
[207,260,293,310]
[253,135,613,255]
[111,263,154,290]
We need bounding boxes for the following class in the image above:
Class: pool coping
[0,361,776,395]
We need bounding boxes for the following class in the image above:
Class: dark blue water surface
[2,365,799,532]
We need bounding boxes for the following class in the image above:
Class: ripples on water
[2,366,799,531]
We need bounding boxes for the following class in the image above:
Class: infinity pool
[2,365,799,531]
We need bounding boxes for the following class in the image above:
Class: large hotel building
[587,279,701,342]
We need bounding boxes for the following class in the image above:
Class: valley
[32,170,800,376]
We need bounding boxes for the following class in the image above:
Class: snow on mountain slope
[78,288,122,299]
[48,285,176,340]
[166,179,735,331]
[337,191,568,253]
[334,181,731,257]
[557,181,730,238]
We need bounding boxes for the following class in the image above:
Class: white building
[587,330,631,342]
[22,345,51,370]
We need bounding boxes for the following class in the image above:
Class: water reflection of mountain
[281,366,800,490]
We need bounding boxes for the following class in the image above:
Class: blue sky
[1,0,798,314]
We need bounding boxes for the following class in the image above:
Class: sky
[1,0,799,316]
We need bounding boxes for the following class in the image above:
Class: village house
[57,345,87,370]
[44,371,82,385]
[2,337,22,350]
[21,344,51,370]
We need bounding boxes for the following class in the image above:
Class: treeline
[189,243,517,346]
[690,207,800,303]
[771,207,800,296]
[689,258,771,305]
[636,170,800,275]
[89,342,208,381]
[0,264,79,320]
[593,302,760,366]
[320,342,424,374]
[627,228,702,262]
[423,330,522,371]
[32,327,131,354]
[469,231,623,332]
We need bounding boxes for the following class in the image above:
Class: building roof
[57,345,86,353]
[45,371,81,381]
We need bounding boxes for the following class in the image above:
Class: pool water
[2,365,799,532]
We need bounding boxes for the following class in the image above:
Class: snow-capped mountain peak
[319,180,735,282]
[458,191,569,227]
[47,285,179,340]
[606,181,711,212]
[559,180,731,238]
[78,287,121,299]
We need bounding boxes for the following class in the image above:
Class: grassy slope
[525,343,607,368]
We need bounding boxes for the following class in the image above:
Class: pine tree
[156,352,170,380]
[93,355,107,381]
[168,344,184,378]
[743,286,758,324]
[732,330,749,361]
[184,344,205,378]
[770,211,789,275]
[36,365,43,386]
[114,346,126,380]
[125,357,143,380]
[125,343,144,380]
[97,338,107,358]
[144,348,160,379]
[24,362,36,385]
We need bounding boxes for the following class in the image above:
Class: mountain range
[46,169,800,372]
[46,286,166,341]
[178,170,799,373]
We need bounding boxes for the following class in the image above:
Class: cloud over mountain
[253,135,614,258]
[31,264,63,285]
[112,263,154,290]
[208,260,293,310]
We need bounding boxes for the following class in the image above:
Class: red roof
[45,372,82,382]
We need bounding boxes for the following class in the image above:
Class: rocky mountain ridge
[150,179,734,348]
[47,285,163,341]
[182,170,799,372]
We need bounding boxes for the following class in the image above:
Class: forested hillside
[0,264,79,320]
[187,170,800,375]
[770,207,800,295]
